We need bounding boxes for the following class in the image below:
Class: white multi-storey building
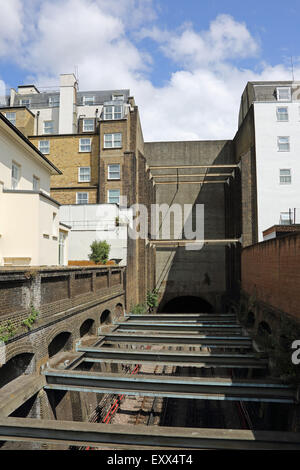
[238,81,300,242]
[3,73,131,136]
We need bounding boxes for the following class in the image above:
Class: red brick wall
[242,233,300,319]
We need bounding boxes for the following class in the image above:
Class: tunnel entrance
[160,296,213,313]
[0,353,35,389]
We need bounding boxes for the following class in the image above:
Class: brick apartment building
[0,73,149,209]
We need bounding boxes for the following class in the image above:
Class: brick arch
[46,325,73,348]
[5,342,35,363]
[79,318,96,337]
[100,309,112,325]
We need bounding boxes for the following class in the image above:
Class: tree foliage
[89,240,110,264]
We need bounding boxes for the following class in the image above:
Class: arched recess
[246,311,255,328]
[114,303,124,321]
[160,296,213,313]
[0,352,35,389]
[48,331,72,358]
[100,310,112,325]
[79,319,95,337]
[258,321,272,337]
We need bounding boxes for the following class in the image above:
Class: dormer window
[83,96,94,106]
[276,87,291,101]
[20,98,31,107]
[104,105,123,120]
[49,96,60,107]
[112,94,124,101]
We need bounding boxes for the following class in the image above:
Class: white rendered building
[238,82,300,241]
[59,204,132,266]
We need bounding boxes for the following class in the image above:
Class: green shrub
[146,289,159,312]
[23,305,39,331]
[88,240,110,264]
[131,303,147,315]
[0,321,16,343]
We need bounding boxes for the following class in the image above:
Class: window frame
[103,105,123,120]
[20,98,31,107]
[48,96,60,107]
[277,136,290,152]
[112,94,124,101]
[38,140,50,154]
[33,175,40,192]
[83,118,95,132]
[43,120,54,135]
[276,106,289,121]
[104,133,122,149]
[76,192,89,204]
[83,96,95,106]
[108,164,121,180]
[276,87,291,102]
[108,189,120,204]
[279,168,292,185]
[5,112,16,126]
[78,166,91,182]
[11,162,20,190]
[79,138,92,152]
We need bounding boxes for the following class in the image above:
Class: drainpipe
[36,111,40,135]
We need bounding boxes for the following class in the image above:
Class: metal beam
[150,239,240,245]
[150,164,239,169]
[126,314,237,322]
[153,173,232,178]
[0,375,46,417]
[77,346,267,368]
[114,322,243,334]
[155,181,227,185]
[101,333,252,349]
[43,370,295,404]
[0,417,299,449]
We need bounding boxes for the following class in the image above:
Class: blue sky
[0,0,299,140]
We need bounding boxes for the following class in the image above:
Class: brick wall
[0,266,125,347]
[242,233,300,319]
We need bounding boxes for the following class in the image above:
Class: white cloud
[0,0,24,57]
[140,14,260,69]
[3,3,298,141]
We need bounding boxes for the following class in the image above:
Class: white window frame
[104,133,122,148]
[276,87,291,101]
[38,140,50,154]
[112,94,124,101]
[20,98,31,107]
[79,138,91,152]
[108,164,121,180]
[78,167,91,182]
[103,105,123,120]
[11,162,20,190]
[83,118,94,132]
[108,189,120,204]
[83,96,95,106]
[43,120,54,135]
[76,192,89,204]
[277,136,290,152]
[33,175,40,191]
[48,96,60,107]
[276,106,289,121]
[279,168,292,185]
[5,112,16,126]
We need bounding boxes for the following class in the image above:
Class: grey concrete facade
[145,140,239,312]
